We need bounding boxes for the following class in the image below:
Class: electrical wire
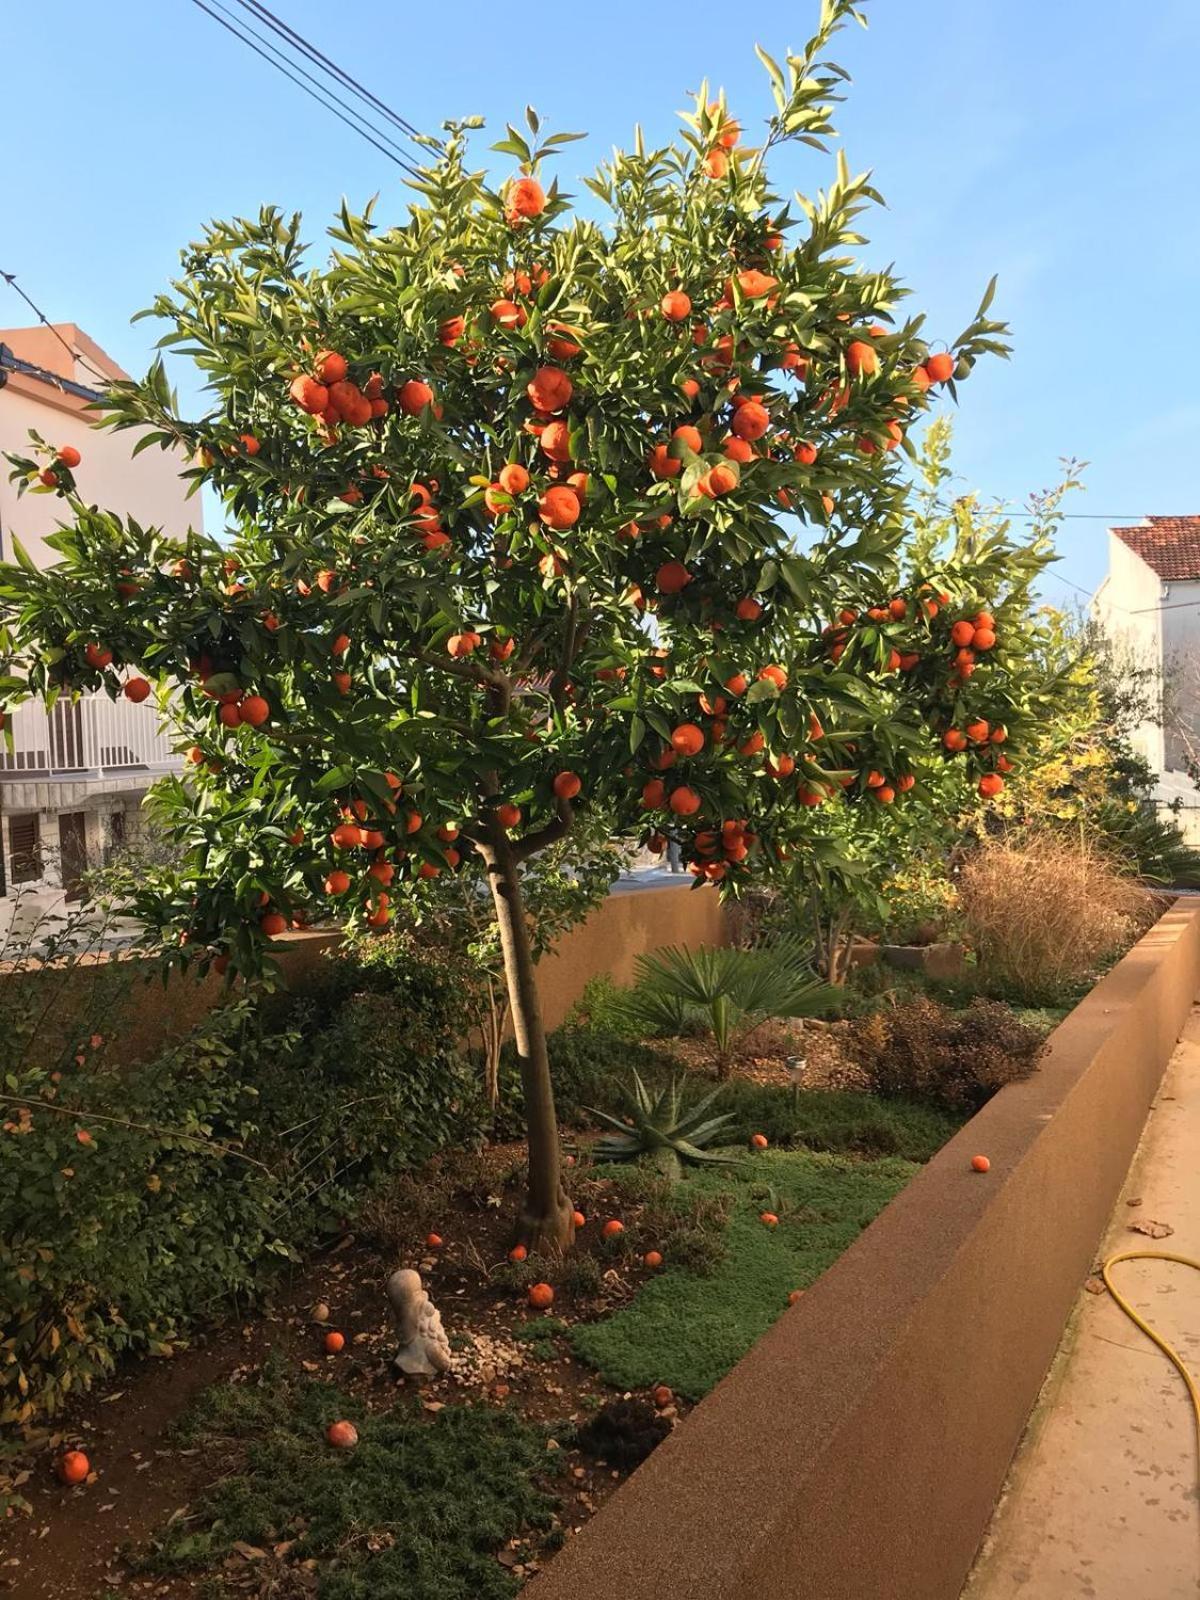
[0,270,113,388]
[230,0,429,145]
[186,0,425,180]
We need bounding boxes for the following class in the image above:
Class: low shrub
[852,995,1044,1113]
[958,832,1154,1004]
[1,945,483,1434]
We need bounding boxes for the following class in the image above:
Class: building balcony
[0,694,178,784]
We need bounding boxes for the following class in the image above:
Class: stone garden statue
[386,1267,453,1377]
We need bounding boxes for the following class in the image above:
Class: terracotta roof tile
[1111,516,1200,580]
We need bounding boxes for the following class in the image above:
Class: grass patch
[715,1081,963,1162]
[137,1363,559,1599]
[571,1149,915,1400]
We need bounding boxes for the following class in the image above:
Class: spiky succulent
[585,1071,738,1181]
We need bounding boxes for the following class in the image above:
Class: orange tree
[2,3,1021,1249]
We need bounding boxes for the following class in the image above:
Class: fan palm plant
[585,1070,738,1181]
[615,938,838,1077]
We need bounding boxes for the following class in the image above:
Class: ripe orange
[845,340,879,378]
[703,147,729,179]
[873,784,896,804]
[925,352,955,383]
[546,323,582,360]
[324,1330,345,1354]
[219,702,243,729]
[973,627,997,651]
[495,802,522,829]
[538,485,581,529]
[314,350,347,384]
[750,1133,768,1150]
[670,722,705,757]
[509,1244,528,1263]
[724,672,749,696]
[950,619,976,647]
[672,424,703,454]
[490,635,517,661]
[261,911,287,937]
[730,401,769,441]
[553,771,582,800]
[56,444,82,470]
[668,786,701,816]
[978,773,1005,798]
[490,297,527,329]
[971,1154,991,1173]
[539,420,572,463]
[528,1282,555,1309]
[795,441,818,466]
[123,676,151,703]
[706,463,738,496]
[757,664,787,690]
[990,725,1008,744]
[601,1219,624,1239]
[642,778,667,809]
[652,1384,673,1408]
[57,1449,90,1484]
[426,1232,444,1249]
[739,731,765,756]
[498,462,530,495]
[527,367,573,412]
[506,176,546,221]
[397,379,434,416]
[661,290,692,322]
[911,365,933,393]
[324,870,351,895]
[572,1210,586,1228]
[290,374,329,414]
[760,1211,779,1227]
[965,718,990,744]
[333,671,352,696]
[648,443,683,479]
[241,695,270,727]
[735,597,762,622]
[84,643,113,669]
[326,1420,358,1449]
[447,632,480,658]
[656,561,692,595]
[943,729,968,752]
[644,1250,664,1269]
[723,436,755,463]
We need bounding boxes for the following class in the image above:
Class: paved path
[963,1009,1200,1599]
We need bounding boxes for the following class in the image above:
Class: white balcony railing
[0,695,178,782]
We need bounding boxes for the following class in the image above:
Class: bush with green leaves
[615,939,837,1075]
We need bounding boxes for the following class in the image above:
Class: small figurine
[386,1267,452,1377]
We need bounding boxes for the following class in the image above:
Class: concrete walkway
[963,1009,1200,1599]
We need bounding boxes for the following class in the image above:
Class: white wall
[1093,533,1165,775]
[1160,579,1200,775]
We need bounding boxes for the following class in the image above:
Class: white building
[1093,516,1200,832]
[0,323,195,917]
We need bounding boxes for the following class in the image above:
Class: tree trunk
[479,823,575,1254]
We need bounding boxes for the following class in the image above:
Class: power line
[186,0,425,180]
[0,270,113,388]
[231,0,429,145]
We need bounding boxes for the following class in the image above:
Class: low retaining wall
[2,881,724,1066]
[528,900,1200,1600]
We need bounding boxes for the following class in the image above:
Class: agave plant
[585,1070,738,1181]
[615,938,838,1076]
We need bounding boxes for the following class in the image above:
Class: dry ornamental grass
[957,832,1155,1003]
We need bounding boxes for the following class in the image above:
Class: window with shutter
[8,814,42,884]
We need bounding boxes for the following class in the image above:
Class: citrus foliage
[0,1,1049,1244]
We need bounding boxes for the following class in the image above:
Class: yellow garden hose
[1101,1251,1200,1474]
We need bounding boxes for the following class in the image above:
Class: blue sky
[4,0,1197,601]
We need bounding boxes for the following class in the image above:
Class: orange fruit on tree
[661,290,692,322]
[528,1282,555,1309]
[642,778,667,809]
[978,773,1005,798]
[757,664,787,690]
[925,351,955,383]
[123,676,151,703]
[506,176,546,221]
[703,147,729,179]
[648,443,683,479]
[553,771,582,800]
[498,462,530,495]
[706,463,738,496]
[656,560,692,595]
[730,400,769,441]
[57,444,82,468]
[290,374,329,413]
[670,723,705,757]
[943,728,968,752]
[972,627,997,651]
[723,436,755,463]
[324,870,351,895]
[672,424,703,454]
[490,635,516,661]
[527,367,573,412]
[326,1420,358,1449]
[724,672,749,696]
[668,786,701,816]
[538,485,581,529]
[397,379,434,415]
[539,420,572,462]
[496,802,522,829]
[965,718,990,743]
[447,632,480,657]
[261,911,287,937]
[845,340,879,378]
[314,350,347,384]
[872,784,896,804]
[950,619,976,647]
[241,695,270,727]
[735,597,763,622]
